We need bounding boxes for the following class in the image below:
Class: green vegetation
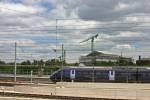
[0,65,59,75]
[94,61,135,66]
[0,59,61,75]
[136,60,150,66]
[94,57,135,66]
[95,61,117,66]
[0,59,79,75]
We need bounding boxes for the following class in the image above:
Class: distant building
[136,56,150,66]
[79,51,133,66]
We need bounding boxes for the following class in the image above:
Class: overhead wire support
[14,42,17,82]
[55,19,58,61]
[61,44,64,82]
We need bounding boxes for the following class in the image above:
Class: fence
[0,65,59,75]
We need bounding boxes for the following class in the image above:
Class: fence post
[30,70,33,83]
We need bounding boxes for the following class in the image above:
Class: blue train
[50,66,150,83]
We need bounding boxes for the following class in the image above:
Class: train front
[50,68,76,82]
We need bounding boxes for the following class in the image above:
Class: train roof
[63,66,150,70]
[64,66,112,69]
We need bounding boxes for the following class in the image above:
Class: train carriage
[50,67,150,83]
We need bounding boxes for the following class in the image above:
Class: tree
[38,59,44,66]
[0,60,5,64]
[32,60,38,65]
[117,57,134,66]
[21,60,31,65]
[45,60,51,66]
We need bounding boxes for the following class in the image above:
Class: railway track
[0,91,130,100]
[0,82,143,100]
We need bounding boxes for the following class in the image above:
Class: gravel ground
[0,96,57,100]
[1,82,150,100]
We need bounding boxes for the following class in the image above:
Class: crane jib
[80,34,99,52]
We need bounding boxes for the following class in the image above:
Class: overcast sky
[0,0,150,63]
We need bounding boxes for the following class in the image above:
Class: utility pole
[92,56,96,82]
[64,50,66,64]
[61,44,64,82]
[14,42,17,82]
[118,50,123,66]
[92,65,95,82]
[55,19,58,64]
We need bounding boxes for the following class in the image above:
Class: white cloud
[0,0,150,62]
[0,2,45,15]
[0,39,35,46]
[115,2,129,11]
[119,32,140,37]
[21,0,43,5]
[116,44,133,49]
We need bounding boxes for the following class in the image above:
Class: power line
[0,21,149,32]
[1,5,150,26]
[0,6,49,18]
[1,4,150,19]
[0,24,150,33]
[0,21,148,29]
[0,37,149,43]
[0,49,150,53]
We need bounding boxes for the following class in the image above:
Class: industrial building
[79,51,133,66]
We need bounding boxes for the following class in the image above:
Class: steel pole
[91,38,94,52]
[55,19,58,63]
[61,44,64,82]
[14,42,17,82]
[92,65,95,82]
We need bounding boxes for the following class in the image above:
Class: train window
[145,73,149,77]
[119,72,127,78]
[143,73,146,77]
[64,70,69,76]
[88,71,92,75]
[83,71,87,75]
[72,70,74,74]
[96,72,101,76]
[103,72,108,78]
[77,71,82,76]
[110,71,113,75]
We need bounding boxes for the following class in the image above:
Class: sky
[0,0,150,63]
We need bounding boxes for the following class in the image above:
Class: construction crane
[80,34,98,52]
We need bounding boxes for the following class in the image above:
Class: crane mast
[80,34,98,52]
